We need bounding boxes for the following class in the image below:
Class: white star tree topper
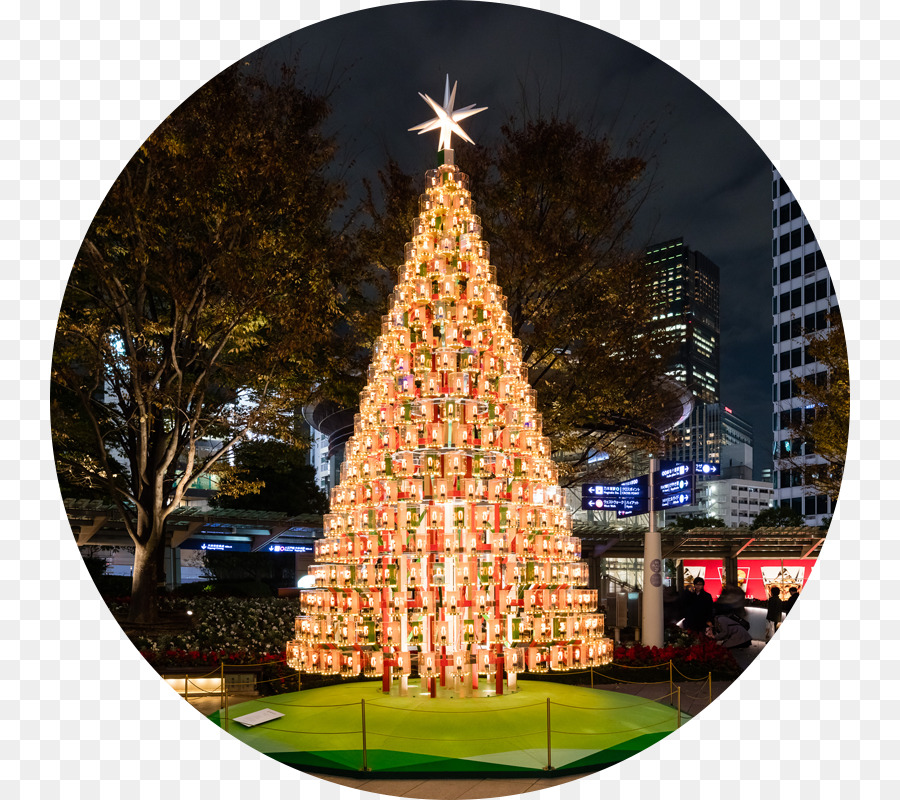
[409,75,487,151]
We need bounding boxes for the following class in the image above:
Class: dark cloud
[242,2,818,477]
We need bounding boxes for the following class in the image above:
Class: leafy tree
[79,545,111,581]
[785,311,849,501]
[670,515,725,531]
[751,505,805,529]
[359,115,677,483]
[212,439,328,516]
[52,63,353,623]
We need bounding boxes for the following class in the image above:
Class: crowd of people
[669,578,801,651]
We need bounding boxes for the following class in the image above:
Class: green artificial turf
[209,680,687,776]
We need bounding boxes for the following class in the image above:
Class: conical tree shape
[287,156,613,694]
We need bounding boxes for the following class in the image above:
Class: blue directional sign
[180,540,252,552]
[694,462,720,475]
[582,496,648,512]
[657,477,692,496]
[616,498,650,518]
[265,544,314,554]
[582,474,648,498]
[659,489,693,509]
[657,460,692,480]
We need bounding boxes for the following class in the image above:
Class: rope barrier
[251,673,301,687]
[549,721,675,736]
[229,695,676,714]
[368,728,547,742]
[549,695,675,711]
[184,666,222,679]
[679,689,712,701]
[248,698,360,709]
[365,701,546,714]
[590,673,670,685]
[252,726,363,736]
[184,676,221,692]
[224,657,288,668]
[670,664,712,681]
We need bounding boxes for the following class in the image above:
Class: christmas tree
[287,78,613,696]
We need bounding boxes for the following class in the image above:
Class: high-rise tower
[647,238,720,404]
[771,168,837,524]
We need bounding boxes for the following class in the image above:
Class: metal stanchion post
[184,675,189,700]
[669,661,673,705]
[545,698,552,771]
[361,699,369,771]
[223,684,228,732]
[676,687,681,728]
[221,662,225,709]
[708,672,712,705]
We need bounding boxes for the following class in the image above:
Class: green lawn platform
[208,680,689,777]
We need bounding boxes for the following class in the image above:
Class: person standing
[783,585,800,614]
[765,586,783,640]
[683,577,714,635]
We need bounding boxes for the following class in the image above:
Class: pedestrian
[717,582,747,614]
[713,610,752,650]
[783,585,800,615]
[682,577,714,635]
[765,586,783,640]
[663,584,683,626]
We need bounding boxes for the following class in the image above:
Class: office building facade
[703,479,776,527]
[771,167,837,524]
[648,239,759,482]
[666,401,754,470]
[647,238,721,404]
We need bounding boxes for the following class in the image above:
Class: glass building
[647,238,721,404]
[771,167,837,524]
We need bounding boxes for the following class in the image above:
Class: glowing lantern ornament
[286,76,612,695]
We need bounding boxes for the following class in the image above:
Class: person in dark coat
[682,577,714,635]
[765,586,783,640]
[783,585,800,614]
[714,612,752,649]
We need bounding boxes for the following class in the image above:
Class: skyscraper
[665,401,754,471]
[646,239,757,478]
[647,238,720,404]
[771,167,837,524]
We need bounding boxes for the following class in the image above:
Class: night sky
[245,2,782,477]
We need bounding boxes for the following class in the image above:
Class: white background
[2,1,895,797]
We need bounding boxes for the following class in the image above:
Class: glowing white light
[409,75,487,151]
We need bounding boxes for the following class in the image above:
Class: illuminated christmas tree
[287,78,613,696]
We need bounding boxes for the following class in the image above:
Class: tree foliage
[670,515,725,531]
[212,439,328,516]
[52,63,351,622]
[750,505,804,530]
[785,311,849,502]
[359,115,677,483]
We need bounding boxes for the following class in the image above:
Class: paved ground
[185,640,767,799]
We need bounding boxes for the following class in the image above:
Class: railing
[166,656,715,713]
[200,658,710,772]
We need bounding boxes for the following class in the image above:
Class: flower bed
[117,596,741,696]
[126,595,297,655]
[140,649,300,696]
[604,637,740,681]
